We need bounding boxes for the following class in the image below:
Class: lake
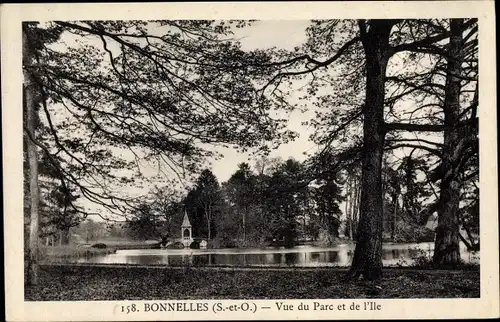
[51,242,479,267]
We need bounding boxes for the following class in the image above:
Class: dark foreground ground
[25,264,480,301]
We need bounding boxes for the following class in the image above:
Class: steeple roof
[181,211,192,227]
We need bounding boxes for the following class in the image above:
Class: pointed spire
[182,210,192,228]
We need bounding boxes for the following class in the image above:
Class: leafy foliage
[126,203,164,240]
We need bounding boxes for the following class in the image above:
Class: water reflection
[291,252,305,265]
[57,242,479,267]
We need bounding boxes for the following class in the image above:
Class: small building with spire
[181,211,194,248]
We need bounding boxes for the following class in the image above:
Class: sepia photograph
[2,1,499,321]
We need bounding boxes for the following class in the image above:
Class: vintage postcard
[2,1,499,321]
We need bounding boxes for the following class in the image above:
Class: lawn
[25,265,480,300]
[38,240,160,260]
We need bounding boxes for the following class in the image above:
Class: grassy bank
[40,246,116,259]
[93,240,160,250]
[25,265,479,300]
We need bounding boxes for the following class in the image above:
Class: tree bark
[433,19,464,267]
[348,20,393,280]
[24,28,40,285]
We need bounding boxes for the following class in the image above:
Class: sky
[209,20,315,182]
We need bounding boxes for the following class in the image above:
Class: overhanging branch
[384,143,442,157]
[384,122,446,133]
[259,36,361,94]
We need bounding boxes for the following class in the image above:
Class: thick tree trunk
[433,19,464,267]
[348,20,393,280]
[24,29,40,285]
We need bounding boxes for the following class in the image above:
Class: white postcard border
[2,1,498,321]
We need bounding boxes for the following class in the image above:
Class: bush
[189,241,200,249]
[392,246,434,268]
[389,225,435,243]
[91,243,107,249]
[313,228,337,247]
[166,241,184,249]
[397,246,480,270]
[207,238,226,249]
[236,237,267,248]
[410,248,434,268]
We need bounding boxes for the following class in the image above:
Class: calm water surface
[53,242,479,267]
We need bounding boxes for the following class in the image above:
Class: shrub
[166,241,184,249]
[236,237,267,248]
[313,228,337,247]
[208,237,235,249]
[91,243,107,249]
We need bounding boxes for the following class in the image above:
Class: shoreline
[39,262,479,273]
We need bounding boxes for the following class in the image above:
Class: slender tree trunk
[391,193,397,242]
[348,218,353,240]
[302,215,307,239]
[206,204,211,240]
[24,29,40,285]
[345,177,352,239]
[61,229,70,245]
[242,206,246,242]
[352,175,361,234]
[461,221,479,250]
[349,177,356,239]
[458,232,473,251]
[348,20,393,280]
[433,19,464,267]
